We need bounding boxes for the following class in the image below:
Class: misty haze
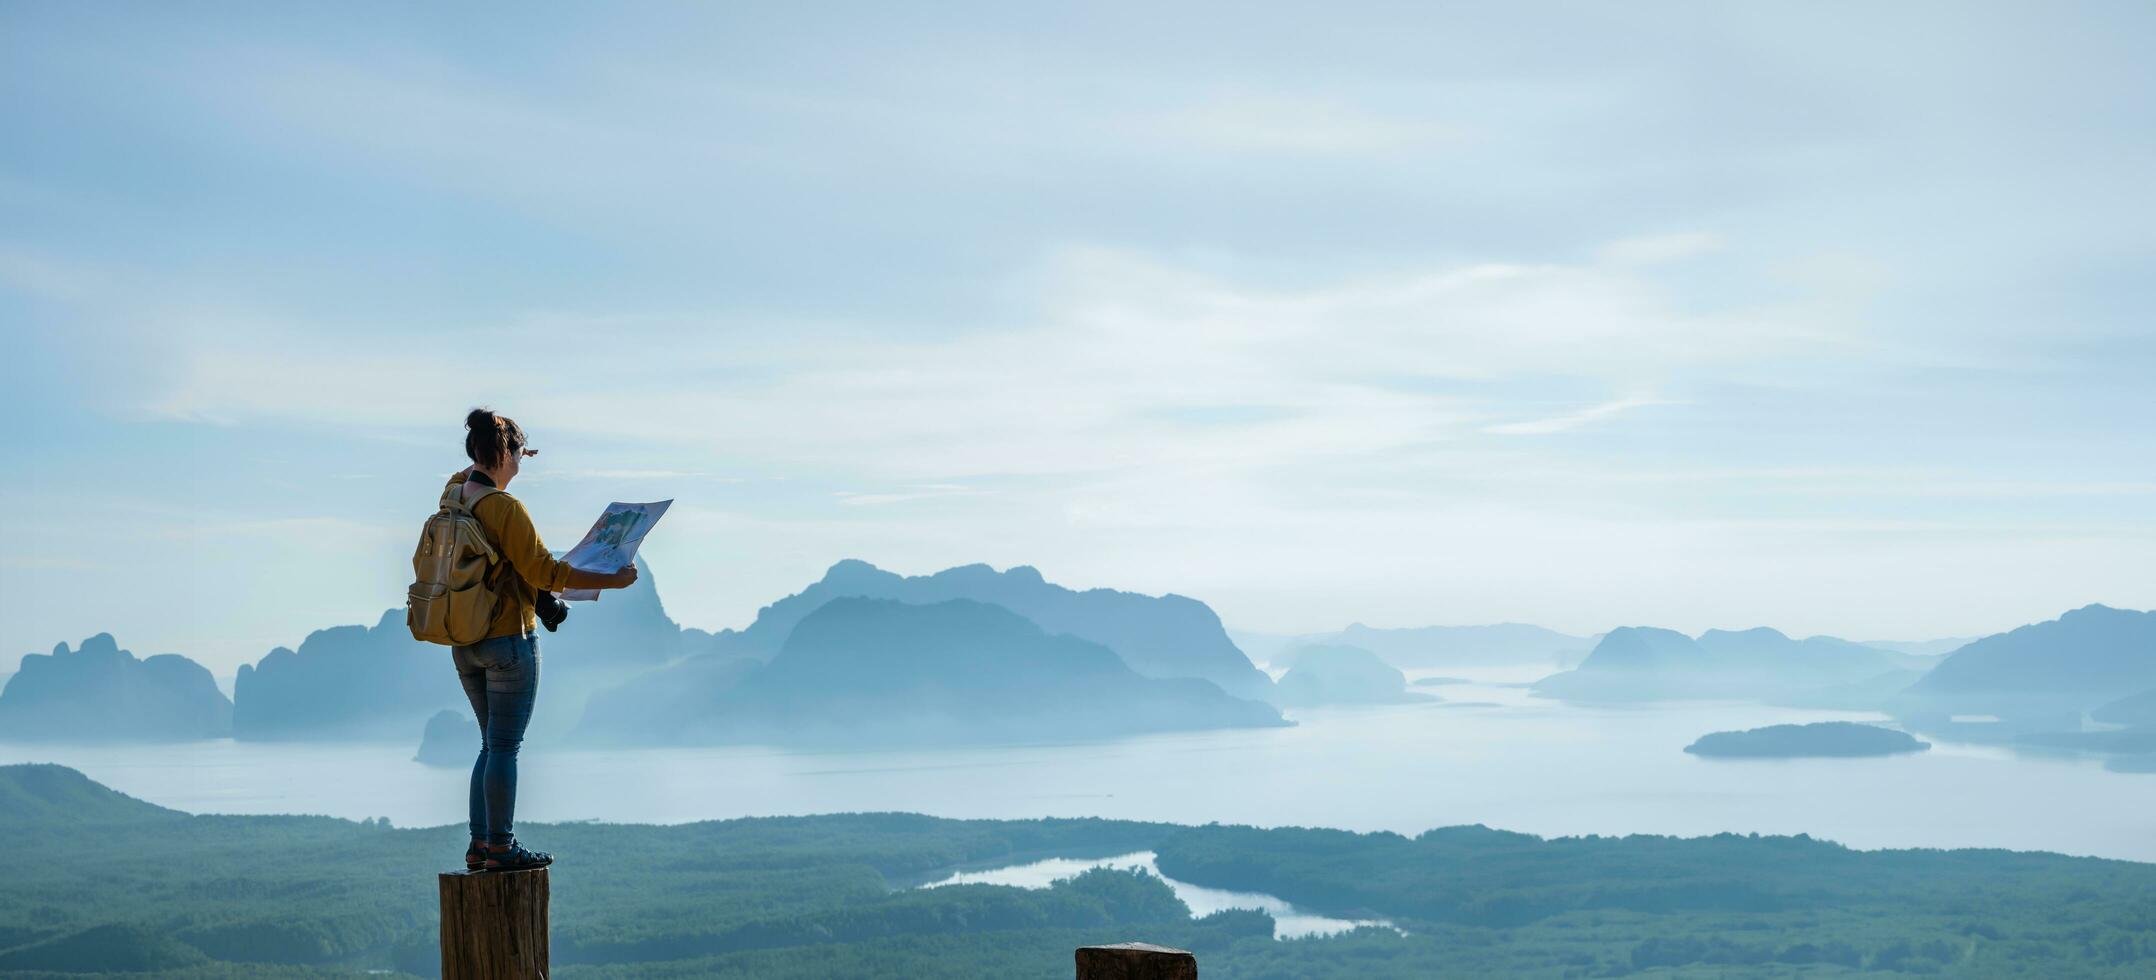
[3,2,2152,978]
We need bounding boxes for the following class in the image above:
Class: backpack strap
[442,481,504,512]
[441,482,504,565]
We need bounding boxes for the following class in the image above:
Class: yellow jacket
[444,471,579,640]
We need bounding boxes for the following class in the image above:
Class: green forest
[4,764,2155,978]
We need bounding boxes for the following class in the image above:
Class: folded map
[559,499,672,601]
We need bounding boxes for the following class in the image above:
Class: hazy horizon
[3,555,2098,682]
[5,2,2153,677]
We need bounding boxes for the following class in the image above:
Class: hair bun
[462,407,525,468]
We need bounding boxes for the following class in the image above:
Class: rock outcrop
[710,560,1275,701]
[414,708,474,767]
[1270,645,1432,707]
[579,597,1289,746]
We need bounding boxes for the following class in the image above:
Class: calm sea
[5,668,2150,861]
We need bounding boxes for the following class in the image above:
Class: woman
[449,408,638,871]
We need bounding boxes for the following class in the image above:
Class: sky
[3,1,2153,678]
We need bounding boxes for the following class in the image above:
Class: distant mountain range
[1532,626,1917,707]
[1516,605,2156,745]
[4,560,1285,748]
[232,562,719,741]
[578,597,1287,746]
[11,557,2146,756]
[0,635,230,742]
[711,560,1275,701]
[1236,623,1595,670]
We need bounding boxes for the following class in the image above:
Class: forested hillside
[5,765,2156,978]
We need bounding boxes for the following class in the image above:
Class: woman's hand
[562,563,638,592]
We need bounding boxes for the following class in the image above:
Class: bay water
[5,668,2149,862]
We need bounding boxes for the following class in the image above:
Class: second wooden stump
[1076,941,1198,979]
[439,867,549,979]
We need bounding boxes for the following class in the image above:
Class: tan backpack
[407,481,508,646]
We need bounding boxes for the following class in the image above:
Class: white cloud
[1146,90,1464,155]
[1482,395,1679,435]
[97,230,1877,490]
[834,485,990,507]
[150,515,405,546]
[0,243,106,302]
[0,555,102,571]
[7,1,2153,651]
[145,345,467,428]
[526,469,746,483]
[1596,231,1724,266]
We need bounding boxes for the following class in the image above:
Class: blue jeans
[452,632,539,845]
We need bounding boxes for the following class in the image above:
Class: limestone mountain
[578,597,1288,746]
[413,709,473,767]
[234,562,716,741]
[1895,604,2156,731]
[542,559,721,668]
[1905,605,2156,699]
[233,608,454,740]
[1270,644,1433,708]
[1533,626,1909,705]
[0,634,232,742]
[2092,689,2156,728]
[1695,628,1905,682]
[711,560,1274,701]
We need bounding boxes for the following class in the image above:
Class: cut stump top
[1076,942,1197,980]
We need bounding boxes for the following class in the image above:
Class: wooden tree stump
[1075,942,1197,979]
[439,868,549,979]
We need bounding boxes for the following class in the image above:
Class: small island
[413,709,472,767]
[1684,721,1929,758]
